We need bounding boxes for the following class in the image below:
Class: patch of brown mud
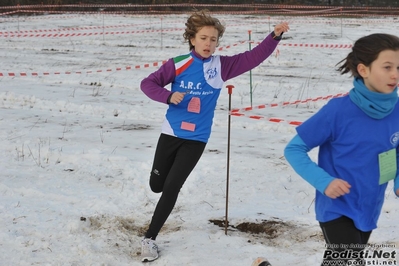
[209,218,323,247]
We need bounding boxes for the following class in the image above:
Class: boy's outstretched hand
[274,22,290,37]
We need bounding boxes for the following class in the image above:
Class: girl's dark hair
[336,33,399,77]
[183,9,225,51]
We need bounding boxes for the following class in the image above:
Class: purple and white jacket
[141,32,280,143]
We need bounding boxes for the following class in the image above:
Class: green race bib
[378,148,397,185]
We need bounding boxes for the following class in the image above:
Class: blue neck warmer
[349,78,398,119]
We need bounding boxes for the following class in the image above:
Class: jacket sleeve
[395,148,399,196]
[140,59,175,104]
[220,32,280,81]
[284,134,335,194]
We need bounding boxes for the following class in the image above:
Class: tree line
[1,0,398,7]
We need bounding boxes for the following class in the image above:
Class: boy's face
[360,49,399,94]
[190,26,219,58]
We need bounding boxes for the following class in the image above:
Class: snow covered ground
[0,12,398,265]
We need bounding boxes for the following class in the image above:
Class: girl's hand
[170,92,186,105]
[325,179,351,199]
[396,188,399,197]
[273,22,289,37]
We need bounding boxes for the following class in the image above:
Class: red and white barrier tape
[2,40,397,78]
[0,41,247,77]
[0,28,181,38]
[0,23,161,35]
[279,43,353,48]
[0,61,167,77]
[231,92,349,113]
[217,41,247,51]
[229,92,350,126]
[228,87,396,126]
[230,113,303,126]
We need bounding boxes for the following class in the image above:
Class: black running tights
[320,216,372,266]
[145,134,206,240]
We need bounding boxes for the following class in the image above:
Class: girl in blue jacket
[140,10,289,262]
[284,33,399,266]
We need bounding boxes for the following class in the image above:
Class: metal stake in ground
[225,84,234,235]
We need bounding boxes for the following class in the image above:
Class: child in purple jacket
[140,9,289,262]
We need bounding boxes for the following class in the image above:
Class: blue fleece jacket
[284,78,399,231]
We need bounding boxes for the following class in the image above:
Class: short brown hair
[183,10,225,51]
